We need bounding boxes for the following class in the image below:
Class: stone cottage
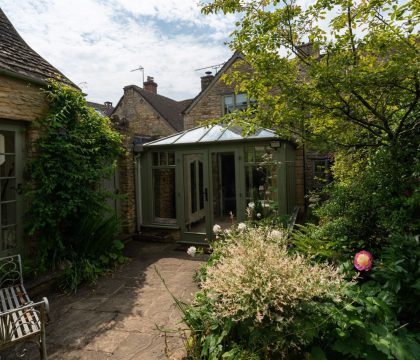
[0,8,78,256]
[112,52,312,243]
[110,77,192,235]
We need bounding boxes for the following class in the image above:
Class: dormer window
[223,93,254,114]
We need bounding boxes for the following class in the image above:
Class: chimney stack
[144,76,157,94]
[201,71,214,91]
[296,42,320,58]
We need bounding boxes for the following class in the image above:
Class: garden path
[7,241,204,360]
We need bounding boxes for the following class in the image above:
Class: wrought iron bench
[0,255,49,359]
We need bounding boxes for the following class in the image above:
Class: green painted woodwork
[0,121,25,257]
[136,138,297,243]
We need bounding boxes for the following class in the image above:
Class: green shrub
[24,81,125,291]
[58,212,125,293]
[184,227,350,359]
[367,234,420,330]
[185,225,420,359]
[312,142,419,258]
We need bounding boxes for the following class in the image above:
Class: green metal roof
[144,125,278,147]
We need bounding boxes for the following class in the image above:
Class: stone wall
[112,86,176,234]
[0,74,48,122]
[183,59,248,129]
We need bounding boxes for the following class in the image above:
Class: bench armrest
[0,297,49,317]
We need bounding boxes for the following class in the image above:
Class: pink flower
[354,250,373,271]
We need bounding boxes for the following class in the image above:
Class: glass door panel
[211,152,237,231]
[0,130,20,254]
[184,153,207,234]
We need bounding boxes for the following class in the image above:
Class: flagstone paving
[2,241,205,360]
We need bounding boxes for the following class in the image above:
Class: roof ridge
[128,85,184,132]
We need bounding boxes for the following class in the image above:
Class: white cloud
[0,0,237,103]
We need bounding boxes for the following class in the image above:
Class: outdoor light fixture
[270,141,280,148]
[133,144,143,153]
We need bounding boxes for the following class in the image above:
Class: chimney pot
[104,101,112,107]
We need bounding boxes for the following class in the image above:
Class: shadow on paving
[0,241,205,360]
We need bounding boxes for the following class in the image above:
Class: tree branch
[350,90,393,138]
[347,5,357,65]
[395,77,420,139]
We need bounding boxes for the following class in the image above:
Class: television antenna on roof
[195,62,225,74]
[130,66,144,87]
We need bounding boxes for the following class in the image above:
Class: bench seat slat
[2,287,24,340]
[10,286,33,336]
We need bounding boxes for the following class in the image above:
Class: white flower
[237,222,247,232]
[248,202,255,209]
[187,246,196,257]
[259,185,264,191]
[268,229,284,240]
[257,213,261,218]
[213,224,222,234]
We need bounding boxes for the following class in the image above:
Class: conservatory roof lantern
[143,124,278,147]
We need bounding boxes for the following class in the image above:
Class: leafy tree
[202,0,419,149]
[197,1,420,357]
[25,81,124,271]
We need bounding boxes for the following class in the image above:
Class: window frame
[311,158,331,186]
[151,151,177,224]
[222,93,256,115]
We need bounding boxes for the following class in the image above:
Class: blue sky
[0,0,239,104]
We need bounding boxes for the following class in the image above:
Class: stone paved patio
[2,241,205,360]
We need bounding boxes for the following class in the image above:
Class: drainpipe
[134,152,143,233]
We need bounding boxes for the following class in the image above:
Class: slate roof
[87,101,114,117]
[0,8,77,87]
[178,98,194,110]
[129,85,187,132]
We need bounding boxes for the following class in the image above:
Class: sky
[0,0,239,104]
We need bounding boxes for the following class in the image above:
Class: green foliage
[202,0,419,150]
[25,81,125,289]
[58,212,125,293]
[368,234,420,328]
[184,226,350,359]
[309,135,419,258]
[196,1,420,358]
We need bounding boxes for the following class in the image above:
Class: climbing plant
[25,81,125,272]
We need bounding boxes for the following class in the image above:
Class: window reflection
[152,152,176,223]
[245,146,278,217]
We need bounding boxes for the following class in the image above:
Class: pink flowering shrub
[185,227,349,358]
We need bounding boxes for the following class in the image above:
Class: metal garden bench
[0,255,49,359]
